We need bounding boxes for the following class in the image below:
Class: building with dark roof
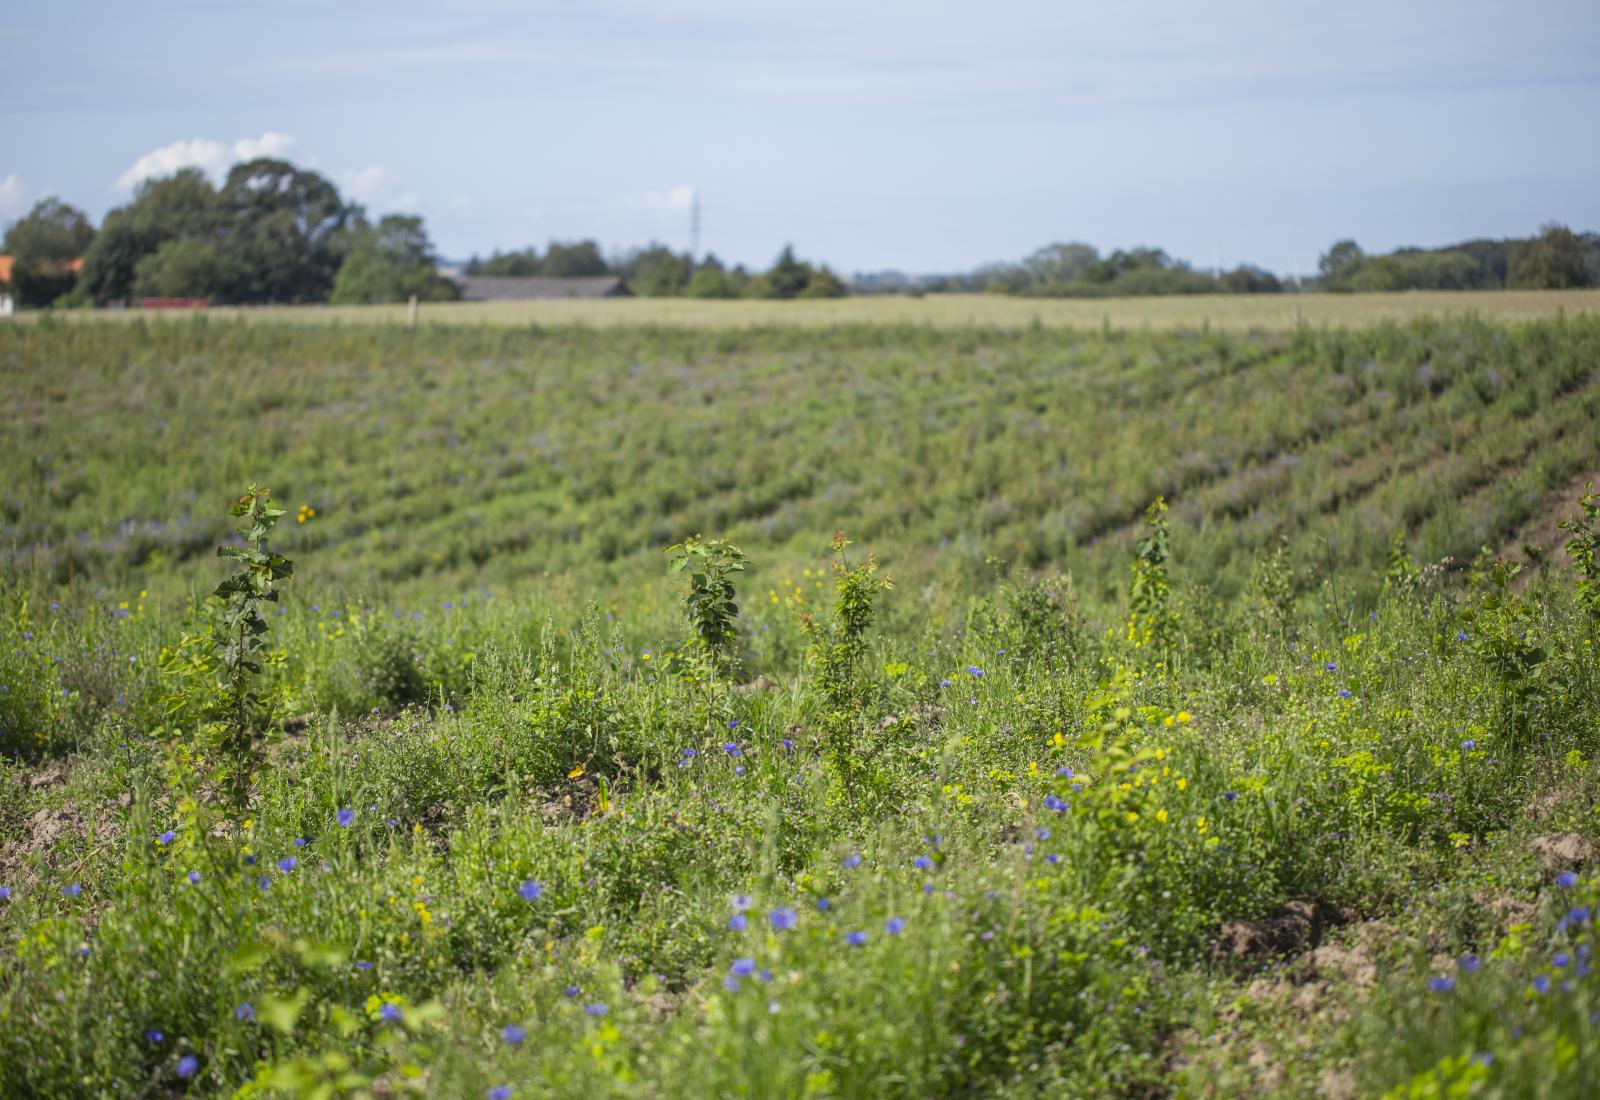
[455,275,630,301]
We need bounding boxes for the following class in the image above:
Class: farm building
[455,275,631,301]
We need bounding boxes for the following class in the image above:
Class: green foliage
[1127,496,1177,657]
[80,169,224,303]
[1558,481,1600,620]
[1508,223,1593,290]
[160,485,293,811]
[665,535,748,678]
[1,197,95,306]
[330,215,458,305]
[800,533,891,805]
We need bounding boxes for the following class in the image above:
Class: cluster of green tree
[464,241,848,299]
[0,160,457,308]
[1317,223,1600,292]
[897,241,1287,298]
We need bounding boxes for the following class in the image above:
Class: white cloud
[336,165,418,213]
[0,174,28,217]
[113,131,296,191]
[623,185,695,215]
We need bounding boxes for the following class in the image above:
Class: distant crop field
[40,287,1600,330]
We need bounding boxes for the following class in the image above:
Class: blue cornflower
[585,1003,608,1017]
[1554,952,1572,968]
[380,1003,403,1022]
[63,883,81,897]
[845,930,868,946]
[187,871,201,885]
[781,738,795,750]
[489,1088,514,1100]
[519,880,544,902]
[1455,631,1469,642]
[1324,662,1337,672]
[730,957,757,977]
[723,976,741,992]
[939,679,952,687]
[564,985,580,998]
[1570,906,1591,924]
[816,897,831,911]
[758,968,773,983]
[278,857,297,873]
[727,720,739,730]
[734,765,745,776]
[723,742,741,756]
[244,855,256,866]
[1224,791,1239,802]
[501,1024,526,1045]
[732,893,754,910]
[1046,853,1061,864]
[1458,954,1480,973]
[158,830,176,845]
[1054,766,1074,778]
[1556,872,1578,888]
[1035,826,1051,840]
[1428,976,1454,993]
[176,1056,198,1079]
[258,876,271,891]
[1461,739,1476,750]
[682,747,697,758]
[967,666,983,677]
[0,886,10,900]
[356,961,373,970]
[233,1001,255,1021]
[147,1029,164,1043]
[1532,975,1551,994]
[842,854,862,869]
[337,808,355,828]
[769,908,798,931]
[292,837,307,848]
[884,916,906,935]
[1337,688,1352,699]
[913,855,933,870]
[727,913,748,931]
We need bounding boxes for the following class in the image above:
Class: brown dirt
[1209,899,1328,965]
[1531,832,1594,873]
[1500,469,1600,568]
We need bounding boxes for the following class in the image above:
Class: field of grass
[2,314,1600,1098]
[40,287,1600,331]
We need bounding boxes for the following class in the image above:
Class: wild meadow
[2,313,1599,1098]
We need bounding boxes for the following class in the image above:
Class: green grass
[31,287,1600,331]
[2,315,1599,1098]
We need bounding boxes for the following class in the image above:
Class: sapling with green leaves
[1559,480,1600,621]
[800,531,892,807]
[161,484,293,814]
[666,535,748,726]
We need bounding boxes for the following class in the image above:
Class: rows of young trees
[0,160,459,309]
[466,242,847,299]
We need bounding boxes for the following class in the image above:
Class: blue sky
[3,1,1597,276]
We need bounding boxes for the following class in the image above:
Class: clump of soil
[1210,899,1329,965]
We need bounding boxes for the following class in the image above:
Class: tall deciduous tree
[2,198,95,306]
[1508,223,1591,289]
[331,215,459,304]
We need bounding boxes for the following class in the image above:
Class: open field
[31,287,1600,331]
[3,316,1600,1097]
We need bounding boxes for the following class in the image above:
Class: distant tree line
[854,223,1599,297]
[1316,224,1600,292]
[465,242,847,299]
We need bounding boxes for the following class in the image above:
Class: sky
[2,0,1597,277]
